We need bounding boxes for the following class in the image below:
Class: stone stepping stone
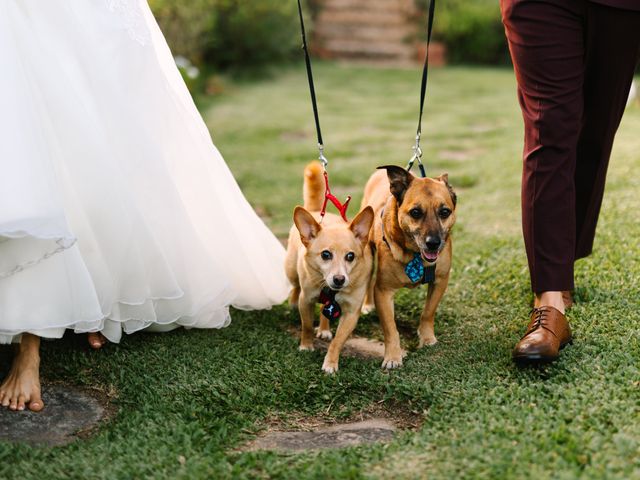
[244,418,396,452]
[0,385,106,447]
[311,334,408,362]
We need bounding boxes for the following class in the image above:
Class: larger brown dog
[362,166,457,369]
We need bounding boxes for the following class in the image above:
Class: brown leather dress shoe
[513,306,572,364]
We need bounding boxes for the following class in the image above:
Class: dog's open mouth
[421,250,439,263]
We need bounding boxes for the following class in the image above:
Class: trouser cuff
[531,261,574,294]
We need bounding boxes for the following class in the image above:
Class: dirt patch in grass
[237,403,424,452]
[280,130,311,142]
[284,325,393,360]
[261,402,424,432]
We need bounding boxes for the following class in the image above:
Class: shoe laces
[527,307,557,337]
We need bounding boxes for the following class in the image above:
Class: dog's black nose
[425,236,441,251]
[333,275,346,287]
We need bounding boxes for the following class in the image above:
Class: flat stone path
[0,385,106,447]
[314,335,386,359]
[245,419,396,452]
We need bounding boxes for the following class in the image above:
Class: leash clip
[406,134,426,178]
[318,144,328,168]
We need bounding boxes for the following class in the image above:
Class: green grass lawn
[2,64,639,479]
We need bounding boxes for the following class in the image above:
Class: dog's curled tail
[303,161,326,212]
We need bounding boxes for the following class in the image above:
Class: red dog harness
[320,170,351,222]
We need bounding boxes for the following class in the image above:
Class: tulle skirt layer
[0,0,289,343]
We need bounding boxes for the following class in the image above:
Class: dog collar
[319,287,342,320]
[405,252,436,284]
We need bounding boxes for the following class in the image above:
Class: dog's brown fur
[285,162,374,374]
[362,166,457,369]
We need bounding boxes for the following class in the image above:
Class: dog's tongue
[421,250,438,262]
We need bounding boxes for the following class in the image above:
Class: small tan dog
[362,166,457,369]
[285,162,374,374]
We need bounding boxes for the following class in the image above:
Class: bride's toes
[88,332,107,350]
[17,395,28,412]
[0,388,10,408]
[27,391,44,412]
[1,375,44,412]
[1,337,44,412]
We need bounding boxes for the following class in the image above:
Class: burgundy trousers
[501,0,640,293]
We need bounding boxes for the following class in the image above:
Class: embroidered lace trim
[0,238,77,279]
[105,0,151,46]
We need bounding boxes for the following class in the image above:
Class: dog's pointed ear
[437,173,457,208]
[293,206,321,247]
[349,206,374,245]
[377,165,414,205]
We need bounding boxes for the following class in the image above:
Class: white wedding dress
[0,0,289,343]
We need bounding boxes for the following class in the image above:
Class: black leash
[297,0,353,222]
[296,0,326,166]
[297,0,435,178]
[406,0,436,179]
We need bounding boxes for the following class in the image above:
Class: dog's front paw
[315,329,333,341]
[361,303,375,315]
[299,343,315,352]
[418,334,438,348]
[322,357,339,374]
[381,356,403,370]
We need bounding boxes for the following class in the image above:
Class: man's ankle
[535,291,566,315]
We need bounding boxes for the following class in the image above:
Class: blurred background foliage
[149,0,302,69]
[149,0,509,80]
[416,0,508,64]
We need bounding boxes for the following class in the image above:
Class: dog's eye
[345,252,355,262]
[439,208,452,219]
[409,208,423,219]
[321,250,333,261]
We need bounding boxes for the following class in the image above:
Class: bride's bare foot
[0,334,44,412]
[87,332,107,350]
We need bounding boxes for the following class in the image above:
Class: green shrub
[416,0,510,64]
[149,0,217,63]
[207,1,301,68]
[149,0,301,69]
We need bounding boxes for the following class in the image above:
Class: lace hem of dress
[0,237,77,279]
[105,0,151,46]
